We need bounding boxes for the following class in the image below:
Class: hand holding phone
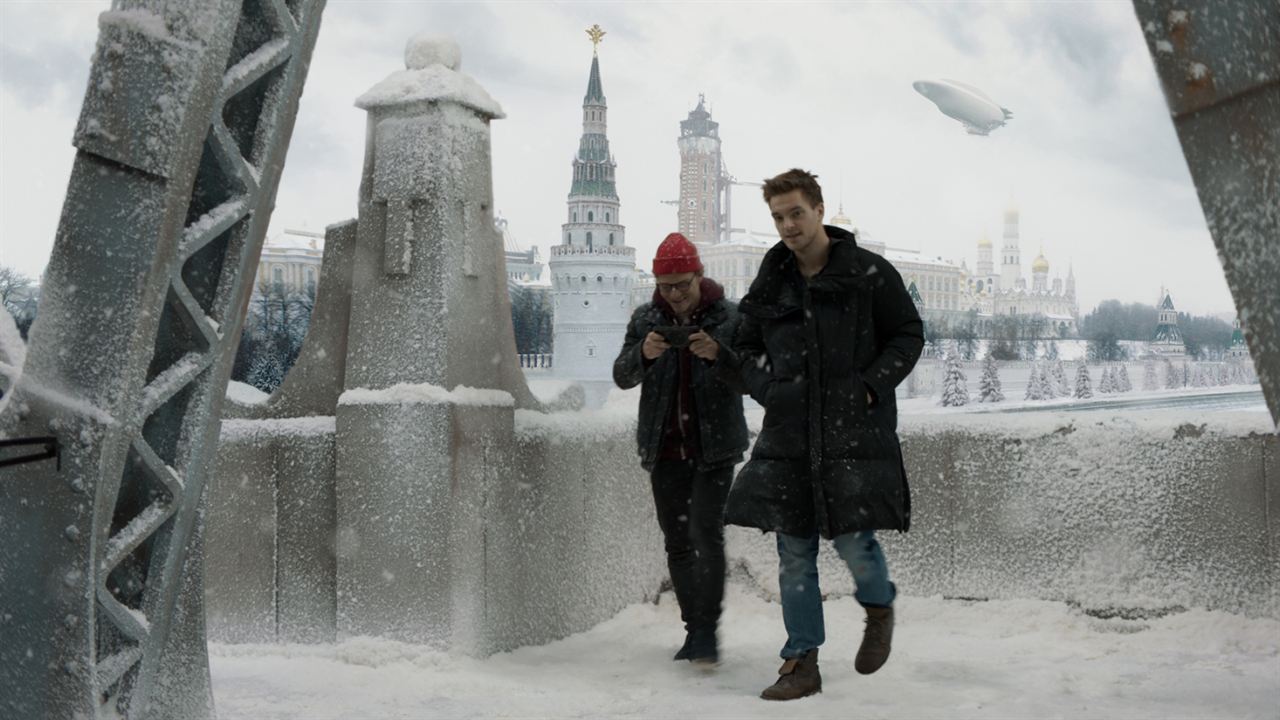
[653,325,697,349]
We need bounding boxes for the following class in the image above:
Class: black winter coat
[723,226,924,538]
[613,282,749,472]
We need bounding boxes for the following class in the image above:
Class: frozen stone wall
[732,411,1280,618]
[205,401,665,653]
[206,406,1278,656]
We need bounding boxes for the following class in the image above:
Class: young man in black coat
[613,232,749,666]
[724,169,924,699]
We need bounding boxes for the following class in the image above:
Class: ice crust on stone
[98,8,170,42]
[220,415,337,442]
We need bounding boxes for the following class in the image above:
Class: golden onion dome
[1032,251,1049,273]
[830,203,853,228]
[978,233,992,248]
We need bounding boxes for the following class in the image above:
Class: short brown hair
[762,168,823,207]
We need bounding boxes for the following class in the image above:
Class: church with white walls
[963,203,1080,337]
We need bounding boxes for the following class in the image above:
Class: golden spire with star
[586,24,606,55]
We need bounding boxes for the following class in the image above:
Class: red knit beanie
[652,232,703,276]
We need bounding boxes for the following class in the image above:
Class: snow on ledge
[226,380,269,406]
[356,35,503,118]
[901,408,1276,439]
[515,389,638,441]
[220,416,336,442]
[339,382,514,408]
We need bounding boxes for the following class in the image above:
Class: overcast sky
[0,1,1238,316]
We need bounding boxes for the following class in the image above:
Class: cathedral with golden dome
[961,203,1079,337]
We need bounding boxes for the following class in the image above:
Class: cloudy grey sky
[0,1,1236,316]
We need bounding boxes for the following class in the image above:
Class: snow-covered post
[1075,363,1094,399]
[940,354,969,406]
[334,36,537,653]
[978,353,1004,403]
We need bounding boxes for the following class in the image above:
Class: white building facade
[254,228,324,294]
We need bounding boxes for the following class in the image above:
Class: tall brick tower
[677,95,724,246]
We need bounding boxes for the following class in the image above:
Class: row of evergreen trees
[940,355,1256,407]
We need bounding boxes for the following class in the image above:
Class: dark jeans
[650,460,733,634]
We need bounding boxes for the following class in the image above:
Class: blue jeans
[777,531,895,659]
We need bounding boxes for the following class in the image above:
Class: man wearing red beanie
[613,232,748,666]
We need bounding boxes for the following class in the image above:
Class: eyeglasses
[657,278,695,294]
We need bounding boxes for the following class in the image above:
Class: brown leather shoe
[760,649,821,700]
[855,606,894,675]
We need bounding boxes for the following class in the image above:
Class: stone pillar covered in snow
[334,36,534,649]
[344,35,535,403]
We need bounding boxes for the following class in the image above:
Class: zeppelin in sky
[913,79,1013,136]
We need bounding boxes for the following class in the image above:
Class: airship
[912,79,1012,136]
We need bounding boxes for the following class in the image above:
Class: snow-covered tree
[1164,360,1181,389]
[1075,363,1093,399]
[1142,362,1159,391]
[1191,364,1209,387]
[1024,362,1054,401]
[233,281,316,393]
[940,354,970,407]
[1116,364,1132,392]
[246,351,285,393]
[1051,360,1070,397]
[979,354,1004,403]
[1215,363,1230,386]
[1098,366,1115,393]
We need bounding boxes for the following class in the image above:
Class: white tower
[976,233,995,294]
[549,25,635,399]
[1000,203,1022,291]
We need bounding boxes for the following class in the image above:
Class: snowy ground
[209,583,1280,719]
